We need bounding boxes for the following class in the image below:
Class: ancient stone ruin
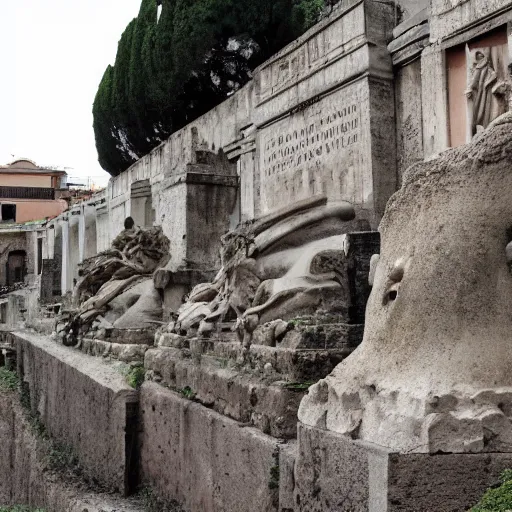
[1,0,512,511]
[300,113,512,456]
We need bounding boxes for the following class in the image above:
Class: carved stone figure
[466,47,508,135]
[299,112,512,454]
[56,223,170,345]
[166,197,363,347]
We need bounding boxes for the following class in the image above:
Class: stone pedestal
[159,168,239,271]
[295,423,512,512]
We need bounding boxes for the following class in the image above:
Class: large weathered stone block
[294,423,512,512]
[0,391,143,512]
[139,382,295,512]
[431,0,512,41]
[254,0,396,225]
[145,347,304,438]
[14,332,138,494]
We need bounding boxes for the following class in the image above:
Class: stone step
[189,339,349,382]
[80,337,150,363]
[144,347,309,439]
[158,319,364,352]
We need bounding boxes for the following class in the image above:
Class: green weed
[0,368,19,392]
[470,470,512,511]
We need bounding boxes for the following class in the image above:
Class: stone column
[421,46,449,157]
[46,224,55,260]
[61,219,69,294]
[240,151,256,222]
[78,207,85,263]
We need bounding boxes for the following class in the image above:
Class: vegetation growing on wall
[93,0,337,176]
[470,470,512,511]
[0,367,19,391]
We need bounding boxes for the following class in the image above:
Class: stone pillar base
[295,422,512,512]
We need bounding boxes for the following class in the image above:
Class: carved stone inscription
[263,106,359,177]
[259,85,366,214]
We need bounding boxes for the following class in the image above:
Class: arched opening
[6,250,26,285]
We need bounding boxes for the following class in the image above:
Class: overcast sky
[0,0,142,187]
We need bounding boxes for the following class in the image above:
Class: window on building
[1,204,16,223]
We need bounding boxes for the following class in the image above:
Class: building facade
[0,159,68,224]
[0,160,69,322]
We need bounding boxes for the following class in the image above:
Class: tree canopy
[93,0,330,176]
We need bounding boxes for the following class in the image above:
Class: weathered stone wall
[253,0,396,225]
[431,0,512,41]
[15,332,138,495]
[0,391,143,512]
[294,424,512,512]
[139,383,292,512]
[395,60,424,183]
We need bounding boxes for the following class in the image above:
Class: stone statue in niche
[466,46,509,136]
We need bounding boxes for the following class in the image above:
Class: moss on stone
[126,366,146,389]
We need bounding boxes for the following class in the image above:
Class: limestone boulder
[299,112,512,454]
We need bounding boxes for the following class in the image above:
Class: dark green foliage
[471,470,512,511]
[268,464,280,490]
[282,381,315,391]
[126,366,146,389]
[93,0,332,175]
[0,367,19,392]
[179,385,196,400]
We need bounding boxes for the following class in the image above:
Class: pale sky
[0,0,143,187]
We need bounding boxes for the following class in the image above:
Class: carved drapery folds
[466,44,510,136]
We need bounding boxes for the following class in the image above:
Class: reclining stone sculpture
[164,196,362,349]
[56,223,170,346]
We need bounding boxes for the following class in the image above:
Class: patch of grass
[46,442,81,476]
[470,470,512,511]
[178,386,196,400]
[139,486,184,512]
[287,318,307,328]
[115,363,146,389]
[216,357,230,369]
[0,367,19,392]
[282,381,315,391]
[126,366,146,389]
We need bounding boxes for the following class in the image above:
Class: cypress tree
[93,0,330,176]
